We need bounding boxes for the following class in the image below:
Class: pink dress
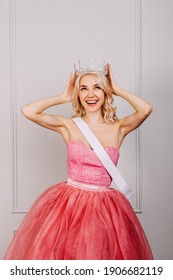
[4,140,153,259]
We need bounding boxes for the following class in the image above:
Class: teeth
[86,101,98,104]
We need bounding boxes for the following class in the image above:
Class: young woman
[4,63,153,259]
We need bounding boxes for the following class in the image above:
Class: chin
[83,103,103,112]
[85,107,102,113]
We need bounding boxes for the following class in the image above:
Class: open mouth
[86,100,98,105]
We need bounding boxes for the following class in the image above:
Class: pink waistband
[67,178,110,191]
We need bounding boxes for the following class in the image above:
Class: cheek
[79,92,87,102]
[78,93,83,102]
[78,94,85,106]
[98,91,105,102]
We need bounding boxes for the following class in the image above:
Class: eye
[80,87,87,91]
[95,86,101,90]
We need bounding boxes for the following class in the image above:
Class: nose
[87,89,94,97]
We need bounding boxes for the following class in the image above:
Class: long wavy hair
[72,73,117,123]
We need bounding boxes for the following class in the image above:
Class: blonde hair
[72,73,117,123]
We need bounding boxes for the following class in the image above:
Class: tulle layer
[4,182,153,260]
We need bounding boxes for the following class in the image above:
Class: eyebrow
[80,84,99,88]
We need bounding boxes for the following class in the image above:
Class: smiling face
[72,73,117,123]
[78,74,105,113]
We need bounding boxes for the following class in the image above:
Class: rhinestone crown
[74,59,108,76]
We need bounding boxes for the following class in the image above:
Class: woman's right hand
[62,72,77,102]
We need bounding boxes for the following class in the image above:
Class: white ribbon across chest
[72,117,133,202]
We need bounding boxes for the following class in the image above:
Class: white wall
[0,0,173,259]
[141,0,173,260]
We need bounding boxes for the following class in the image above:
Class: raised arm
[106,64,153,137]
[21,73,76,134]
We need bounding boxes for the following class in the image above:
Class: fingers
[105,63,109,74]
[68,72,76,84]
[106,63,110,68]
[105,63,111,79]
[105,63,113,81]
[71,72,77,81]
[105,64,118,94]
[107,63,113,76]
[67,72,77,90]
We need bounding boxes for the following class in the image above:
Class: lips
[86,100,98,105]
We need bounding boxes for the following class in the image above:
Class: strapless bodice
[67,140,119,186]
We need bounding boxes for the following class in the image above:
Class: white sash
[72,117,133,201]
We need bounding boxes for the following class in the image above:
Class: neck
[83,111,104,124]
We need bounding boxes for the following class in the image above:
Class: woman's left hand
[106,63,119,95]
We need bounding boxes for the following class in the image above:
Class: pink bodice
[67,140,119,186]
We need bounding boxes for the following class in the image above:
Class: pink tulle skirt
[4,182,153,260]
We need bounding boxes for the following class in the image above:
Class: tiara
[74,59,108,76]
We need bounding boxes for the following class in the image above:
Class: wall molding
[9,0,21,213]
[10,0,142,213]
[134,0,142,212]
